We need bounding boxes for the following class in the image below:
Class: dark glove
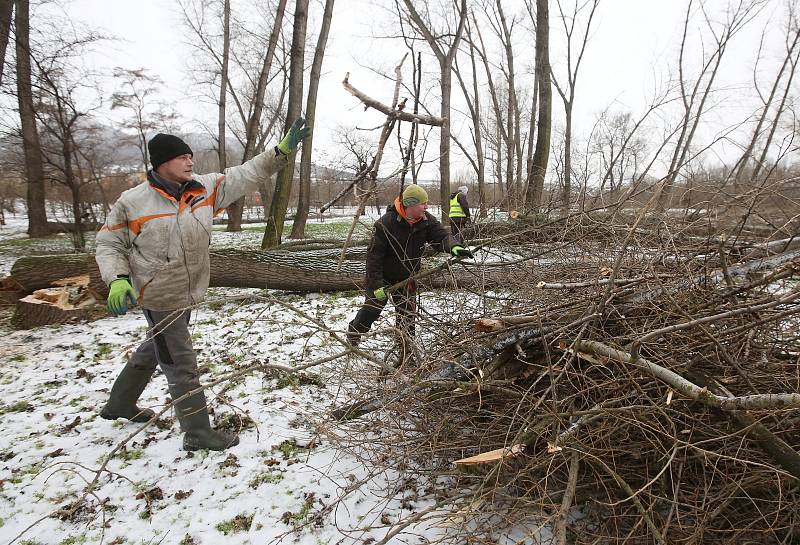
[451,245,474,259]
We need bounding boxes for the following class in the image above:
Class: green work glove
[277,116,311,155]
[373,286,388,302]
[107,278,137,315]
[451,245,474,259]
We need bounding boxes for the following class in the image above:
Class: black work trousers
[349,280,417,340]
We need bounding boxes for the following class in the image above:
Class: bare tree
[14,0,47,236]
[658,0,767,211]
[178,0,289,230]
[400,0,468,222]
[262,0,308,249]
[524,0,552,212]
[453,16,486,216]
[231,0,290,231]
[551,0,600,213]
[32,20,106,251]
[591,109,646,193]
[290,0,335,239]
[110,67,177,173]
[217,0,230,172]
[743,3,800,183]
[494,1,523,194]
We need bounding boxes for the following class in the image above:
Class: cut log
[10,254,104,294]
[0,276,24,305]
[12,278,99,329]
[10,249,365,295]
[209,248,365,292]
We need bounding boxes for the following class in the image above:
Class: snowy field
[0,286,467,545]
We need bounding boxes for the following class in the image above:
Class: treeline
[0,0,798,247]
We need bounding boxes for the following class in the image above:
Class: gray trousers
[129,309,201,392]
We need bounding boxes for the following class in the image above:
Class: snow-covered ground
[0,215,429,545]
[0,211,545,545]
[0,285,463,545]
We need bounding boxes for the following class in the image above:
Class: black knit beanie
[148,133,193,170]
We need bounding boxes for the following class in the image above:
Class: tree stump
[0,276,24,305]
[12,275,100,329]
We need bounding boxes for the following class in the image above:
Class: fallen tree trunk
[10,250,365,295]
[9,249,503,295]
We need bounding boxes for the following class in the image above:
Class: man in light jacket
[96,118,310,451]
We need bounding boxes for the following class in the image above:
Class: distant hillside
[0,120,351,181]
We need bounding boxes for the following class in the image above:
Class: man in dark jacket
[448,185,471,243]
[346,184,473,359]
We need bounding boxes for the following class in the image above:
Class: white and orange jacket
[96,150,287,311]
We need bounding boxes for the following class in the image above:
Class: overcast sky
[59,0,786,179]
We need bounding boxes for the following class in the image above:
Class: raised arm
[200,117,311,212]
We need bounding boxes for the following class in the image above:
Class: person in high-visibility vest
[448,185,471,243]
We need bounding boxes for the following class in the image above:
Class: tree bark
[227,0,288,231]
[10,249,363,295]
[217,0,230,173]
[262,0,309,248]
[524,0,551,213]
[9,248,500,296]
[14,0,48,236]
[0,0,12,86]
[290,0,335,239]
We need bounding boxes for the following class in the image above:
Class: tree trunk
[9,248,502,296]
[497,0,520,197]
[217,0,230,173]
[227,0,288,232]
[0,0,12,86]
[563,106,572,214]
[10,249,364,295]
[290,0,335,239]
[62,131,86,252]
[401,0,467,223]
[12,277,98,329]
[526,74,538,183]
[454,26,486,217]
[15,0,48,237]
[262,0,308,249]
[524,0,551,213]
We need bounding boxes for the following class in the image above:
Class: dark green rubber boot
[170,385,239,451]
[100,361,156,423]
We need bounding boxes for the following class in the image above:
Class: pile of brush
[330,210,800,545]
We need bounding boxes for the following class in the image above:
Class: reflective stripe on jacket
[96,150,287,311]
